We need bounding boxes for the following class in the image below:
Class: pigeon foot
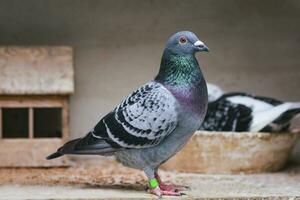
[159,183,190,192]
[155,172,190,192]
[148,187,185,197]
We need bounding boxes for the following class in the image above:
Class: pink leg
[155,172,190,192]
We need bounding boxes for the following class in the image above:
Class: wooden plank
[0,46,74,95]
[29,108,33,139]
[0,139,71,167]
[0,96,66,108]
[0,108,2,139]
[0,100,63,108]
[62,99,69,141]
[0,96,71,167]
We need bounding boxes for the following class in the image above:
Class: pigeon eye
[179,36,187,44]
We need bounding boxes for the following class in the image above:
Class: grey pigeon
[47,31,209,197]
[200,83,300,132]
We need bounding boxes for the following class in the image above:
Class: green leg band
[149,178,159,189]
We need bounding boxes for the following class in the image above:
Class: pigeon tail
[288,102,300,110]
[46,133,120,160]
[47,151,63,160]
[46,138,81,160]
[250,103,300,132]
[277,102,300,124]
[270,103,300,128]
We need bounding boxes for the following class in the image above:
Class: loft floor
[0,158,300,199]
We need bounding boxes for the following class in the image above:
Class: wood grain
[0,108,2,139]
[0,46,74,95]
[0,96,71,167]
[0,139,70,167]
[0,95,67,107]
[29,108,33,139]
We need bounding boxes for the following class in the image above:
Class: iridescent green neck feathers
[155,51,202,87]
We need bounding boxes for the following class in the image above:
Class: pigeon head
[165,31,209,55]
[156,31,209,91]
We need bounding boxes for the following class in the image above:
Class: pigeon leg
[144,168,184,197]
[155,172,190,192]
[147,178,184,197]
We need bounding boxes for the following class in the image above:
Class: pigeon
[47,31,209,197]
[207,83,224,102]
[199,83,300,132]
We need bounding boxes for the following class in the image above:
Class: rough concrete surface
[1,159,300,199]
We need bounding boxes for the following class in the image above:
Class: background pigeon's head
[207,83,224,102]
[165,31,209,55]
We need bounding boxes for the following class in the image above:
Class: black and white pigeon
[199,83,300,132]
[47,31,209,197]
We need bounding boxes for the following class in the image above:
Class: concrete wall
[0,0,299,147]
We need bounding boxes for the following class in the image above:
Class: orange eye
[179,36,187,44]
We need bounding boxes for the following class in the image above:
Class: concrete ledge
[0,160,300,199]
[1,184,299,200]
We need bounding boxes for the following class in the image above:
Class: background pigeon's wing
[249,102,300,132]
[199,99,252,132]
[224,93,275,113]
[92,81,179,148]
[223,92,282,106]
[252,96,282,106]
[261,108,300,132]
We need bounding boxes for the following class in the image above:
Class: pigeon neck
[155,50,207,114]
[155,51,203,87]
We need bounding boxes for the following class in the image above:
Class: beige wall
[0,0,299,153]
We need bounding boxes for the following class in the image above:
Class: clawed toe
[174,184,191,191]
[159,183,190,192]
[148,172,190,197]
[148,187,186,197]
[161,189,185,196]
[148,187,162,197]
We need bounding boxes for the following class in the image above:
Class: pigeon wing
[200,98,252,132]
[92,81,179,148]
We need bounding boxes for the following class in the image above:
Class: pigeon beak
[194,40,209,52]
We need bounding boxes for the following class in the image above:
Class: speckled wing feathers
[199,96,252,131]
[92,81,178,148]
